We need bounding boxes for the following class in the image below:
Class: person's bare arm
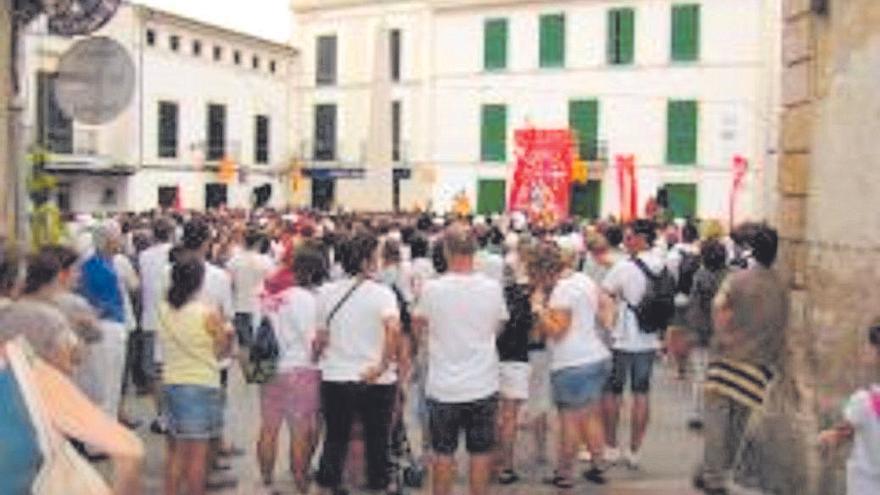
[362,316,401,383]
[33,358,144,495]
[206,308,232,358]
[597,290,617,331]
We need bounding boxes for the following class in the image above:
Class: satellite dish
[54,36,135,125]
[43,0,121,36]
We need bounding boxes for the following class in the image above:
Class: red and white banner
[615,154,638,222]
[508,129,574,223]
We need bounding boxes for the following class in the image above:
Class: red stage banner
[508,129,574,223]
[615,154,638,222]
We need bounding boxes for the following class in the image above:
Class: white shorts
[526,350,553,417]
[499,362,530,401]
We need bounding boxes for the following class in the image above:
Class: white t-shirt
[266,286,318,372]
[112,254,139,332]
[476,250,505,283]
[602,251,664,352]
[200,262,233,321]
[410,257,436,301]
[138,242,172,332]
[844,385,880,494]
[547,272,611,370]
[227,250,274,313]
[316,278,400,384]
[416,272,508,403]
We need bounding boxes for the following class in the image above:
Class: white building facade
[22,3,298,213]
[292,0,780,222]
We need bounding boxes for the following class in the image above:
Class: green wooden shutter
[666,100,698,165]
[481,104,507,162]
[570,180,602,219]
[608,9,635,65]
[672,4,700,61]
[484,19,508,71]
[620,9,635,64]
[666,183,697,219]
[569,100,599,160]
[540,14,565,68]
[477,179,507,214]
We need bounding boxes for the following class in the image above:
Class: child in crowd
[819,323,880,495]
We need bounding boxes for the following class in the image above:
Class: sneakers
[623,449,641,470]
[605,446,622,465]
[577,447,592,463]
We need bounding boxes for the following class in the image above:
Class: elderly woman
[79,222,129,419]
[0,299,144,494]
[528,241,616,489]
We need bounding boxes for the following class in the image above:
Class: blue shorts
[163,385,223,440]
[551,360,612,410]
[605,350,656,395]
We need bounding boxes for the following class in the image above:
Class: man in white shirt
[227,229,274,348]
[601,219,665,469]
[138,218,175,434]
[414,225,508,495]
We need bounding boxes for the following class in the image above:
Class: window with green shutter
[666,100,698,165]
[477,179,507,215]
[569,100,599,160]
[671,4,700,62]
[570,180,602,219]
[481,104,507,162]
[665,183,697,219]
[484,18,508,71]
[607,8,635,65]
[539,14,565,68]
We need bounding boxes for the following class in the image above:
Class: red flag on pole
[729,155,748,227]
[616,154,637,222]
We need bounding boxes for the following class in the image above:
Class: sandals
[542,472,574,489]
[497,469,521,485]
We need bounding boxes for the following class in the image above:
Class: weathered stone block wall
[743,1,880,493]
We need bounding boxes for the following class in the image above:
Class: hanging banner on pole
[508,129,574,224]
[615,154,638,222]
[729,155,748,227]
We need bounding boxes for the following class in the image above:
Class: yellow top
[158,301,220,388]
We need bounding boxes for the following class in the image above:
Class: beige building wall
[742,1,880,494]
[1,2,12,236]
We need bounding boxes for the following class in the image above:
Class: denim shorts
[551,359,612,409]
[605,350,656,395]
[163,385,223,440]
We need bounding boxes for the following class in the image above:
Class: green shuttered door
[481,104,507,162]
[540,14,565,68]
[484,19,508,71]
[477,179,507,215]
[570,180,602,219]
[666,100,698,165]
[672,4,700,61]
[666,183,697,219]
[608,8,635,65]
[569,100,599,160]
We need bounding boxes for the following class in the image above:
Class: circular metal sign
[54,36,135,125]
[44,0,121,37]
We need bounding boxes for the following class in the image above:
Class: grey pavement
[128,359,761,494]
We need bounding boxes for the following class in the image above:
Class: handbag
[6,338,112,495]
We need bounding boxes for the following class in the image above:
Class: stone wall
[741,1,880,493]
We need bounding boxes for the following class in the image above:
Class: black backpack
[245,315,280,384]
[677,249,700,295]
[627,258,676,334]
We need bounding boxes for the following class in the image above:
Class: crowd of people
[0,206,877,495]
